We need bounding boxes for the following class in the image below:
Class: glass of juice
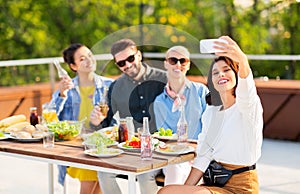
[42,103,59,123]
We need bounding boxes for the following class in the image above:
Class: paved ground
[0,138,299,194]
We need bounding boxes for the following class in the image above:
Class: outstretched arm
[214,36,250,79]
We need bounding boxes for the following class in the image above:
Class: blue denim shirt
[153,79,208,140]
[51,73,113,121]
[51,73,113,185]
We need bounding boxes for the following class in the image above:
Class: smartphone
[200,39,228,53]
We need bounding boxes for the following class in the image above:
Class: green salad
[0,131,4,137]
[155,127,173,136]
[47,120,82,141]
[83,132,114,146]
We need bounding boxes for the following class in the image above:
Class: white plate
[84,148,124,158]
[152,133,178,141]
[155,145,195,156]
[99,126,114,133]
[9,135,43,142]
[0,134,11,140]
[117,142,141,153]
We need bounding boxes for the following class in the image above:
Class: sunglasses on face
[115,52,137,67]
[167,57,189,65]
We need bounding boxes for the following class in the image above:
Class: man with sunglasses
[90,38,167,194]
[90,38,167,132]
[154,46,208,185]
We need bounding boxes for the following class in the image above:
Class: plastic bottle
[141,117,152,160]
[126,117,135,140]
[30,107,39,126]
[118,118,128,143]
[177,105,188,145]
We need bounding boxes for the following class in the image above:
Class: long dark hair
[206,56,239,106]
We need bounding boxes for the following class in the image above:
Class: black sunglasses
[167,57,189,65]
[115,52,137,67]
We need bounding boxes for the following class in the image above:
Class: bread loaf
[35,124,48,132]
[15,131,32,139]
[0,115,26,128]
[22,125,36,134]
[4,121,31,133]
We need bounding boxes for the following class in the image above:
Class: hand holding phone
[200,39,228,53]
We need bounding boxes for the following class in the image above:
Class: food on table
[154,127,173,136]
[9,123,44,139]
[0,114,27,128]
[83,131,115,149]
[5,121,31,133]
[47,120,83,141]
[0,131,4,137]
[158,141,167,149]
[100,126,118,141]
[15,131,32,139]
[22,125,36,134]
[0,114,50,139]
[157,144,188,153]
[0,114,27,132]
[35,124,48,132]
[123,136,141,148]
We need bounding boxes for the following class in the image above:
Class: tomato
[128,140,141,148]
[136,141,141,148]
[58,134,64,139]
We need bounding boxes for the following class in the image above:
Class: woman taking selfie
[158,36,263,194]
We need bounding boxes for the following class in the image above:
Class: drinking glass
[43,132,54,148]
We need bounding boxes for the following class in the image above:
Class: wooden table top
[0,138,195,173]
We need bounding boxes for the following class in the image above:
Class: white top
[193,72,263,172]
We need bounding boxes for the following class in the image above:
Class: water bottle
[177,105,188,145]
[126,117,135,140]
[141,117,152,160]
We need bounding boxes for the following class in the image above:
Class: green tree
[1,0,300,86]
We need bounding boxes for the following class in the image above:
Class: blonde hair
[166,46,190,59]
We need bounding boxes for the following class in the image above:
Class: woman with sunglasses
[158,36,263,194]
[153,45,208,185]
[51,43,113,194]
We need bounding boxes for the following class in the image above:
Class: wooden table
[0,138,195,194]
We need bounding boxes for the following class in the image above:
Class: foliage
[0,0,300,86]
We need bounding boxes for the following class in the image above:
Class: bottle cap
[30,107,37,111]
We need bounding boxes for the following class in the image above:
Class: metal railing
[1,53,300,91]
[1,53,300,67]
